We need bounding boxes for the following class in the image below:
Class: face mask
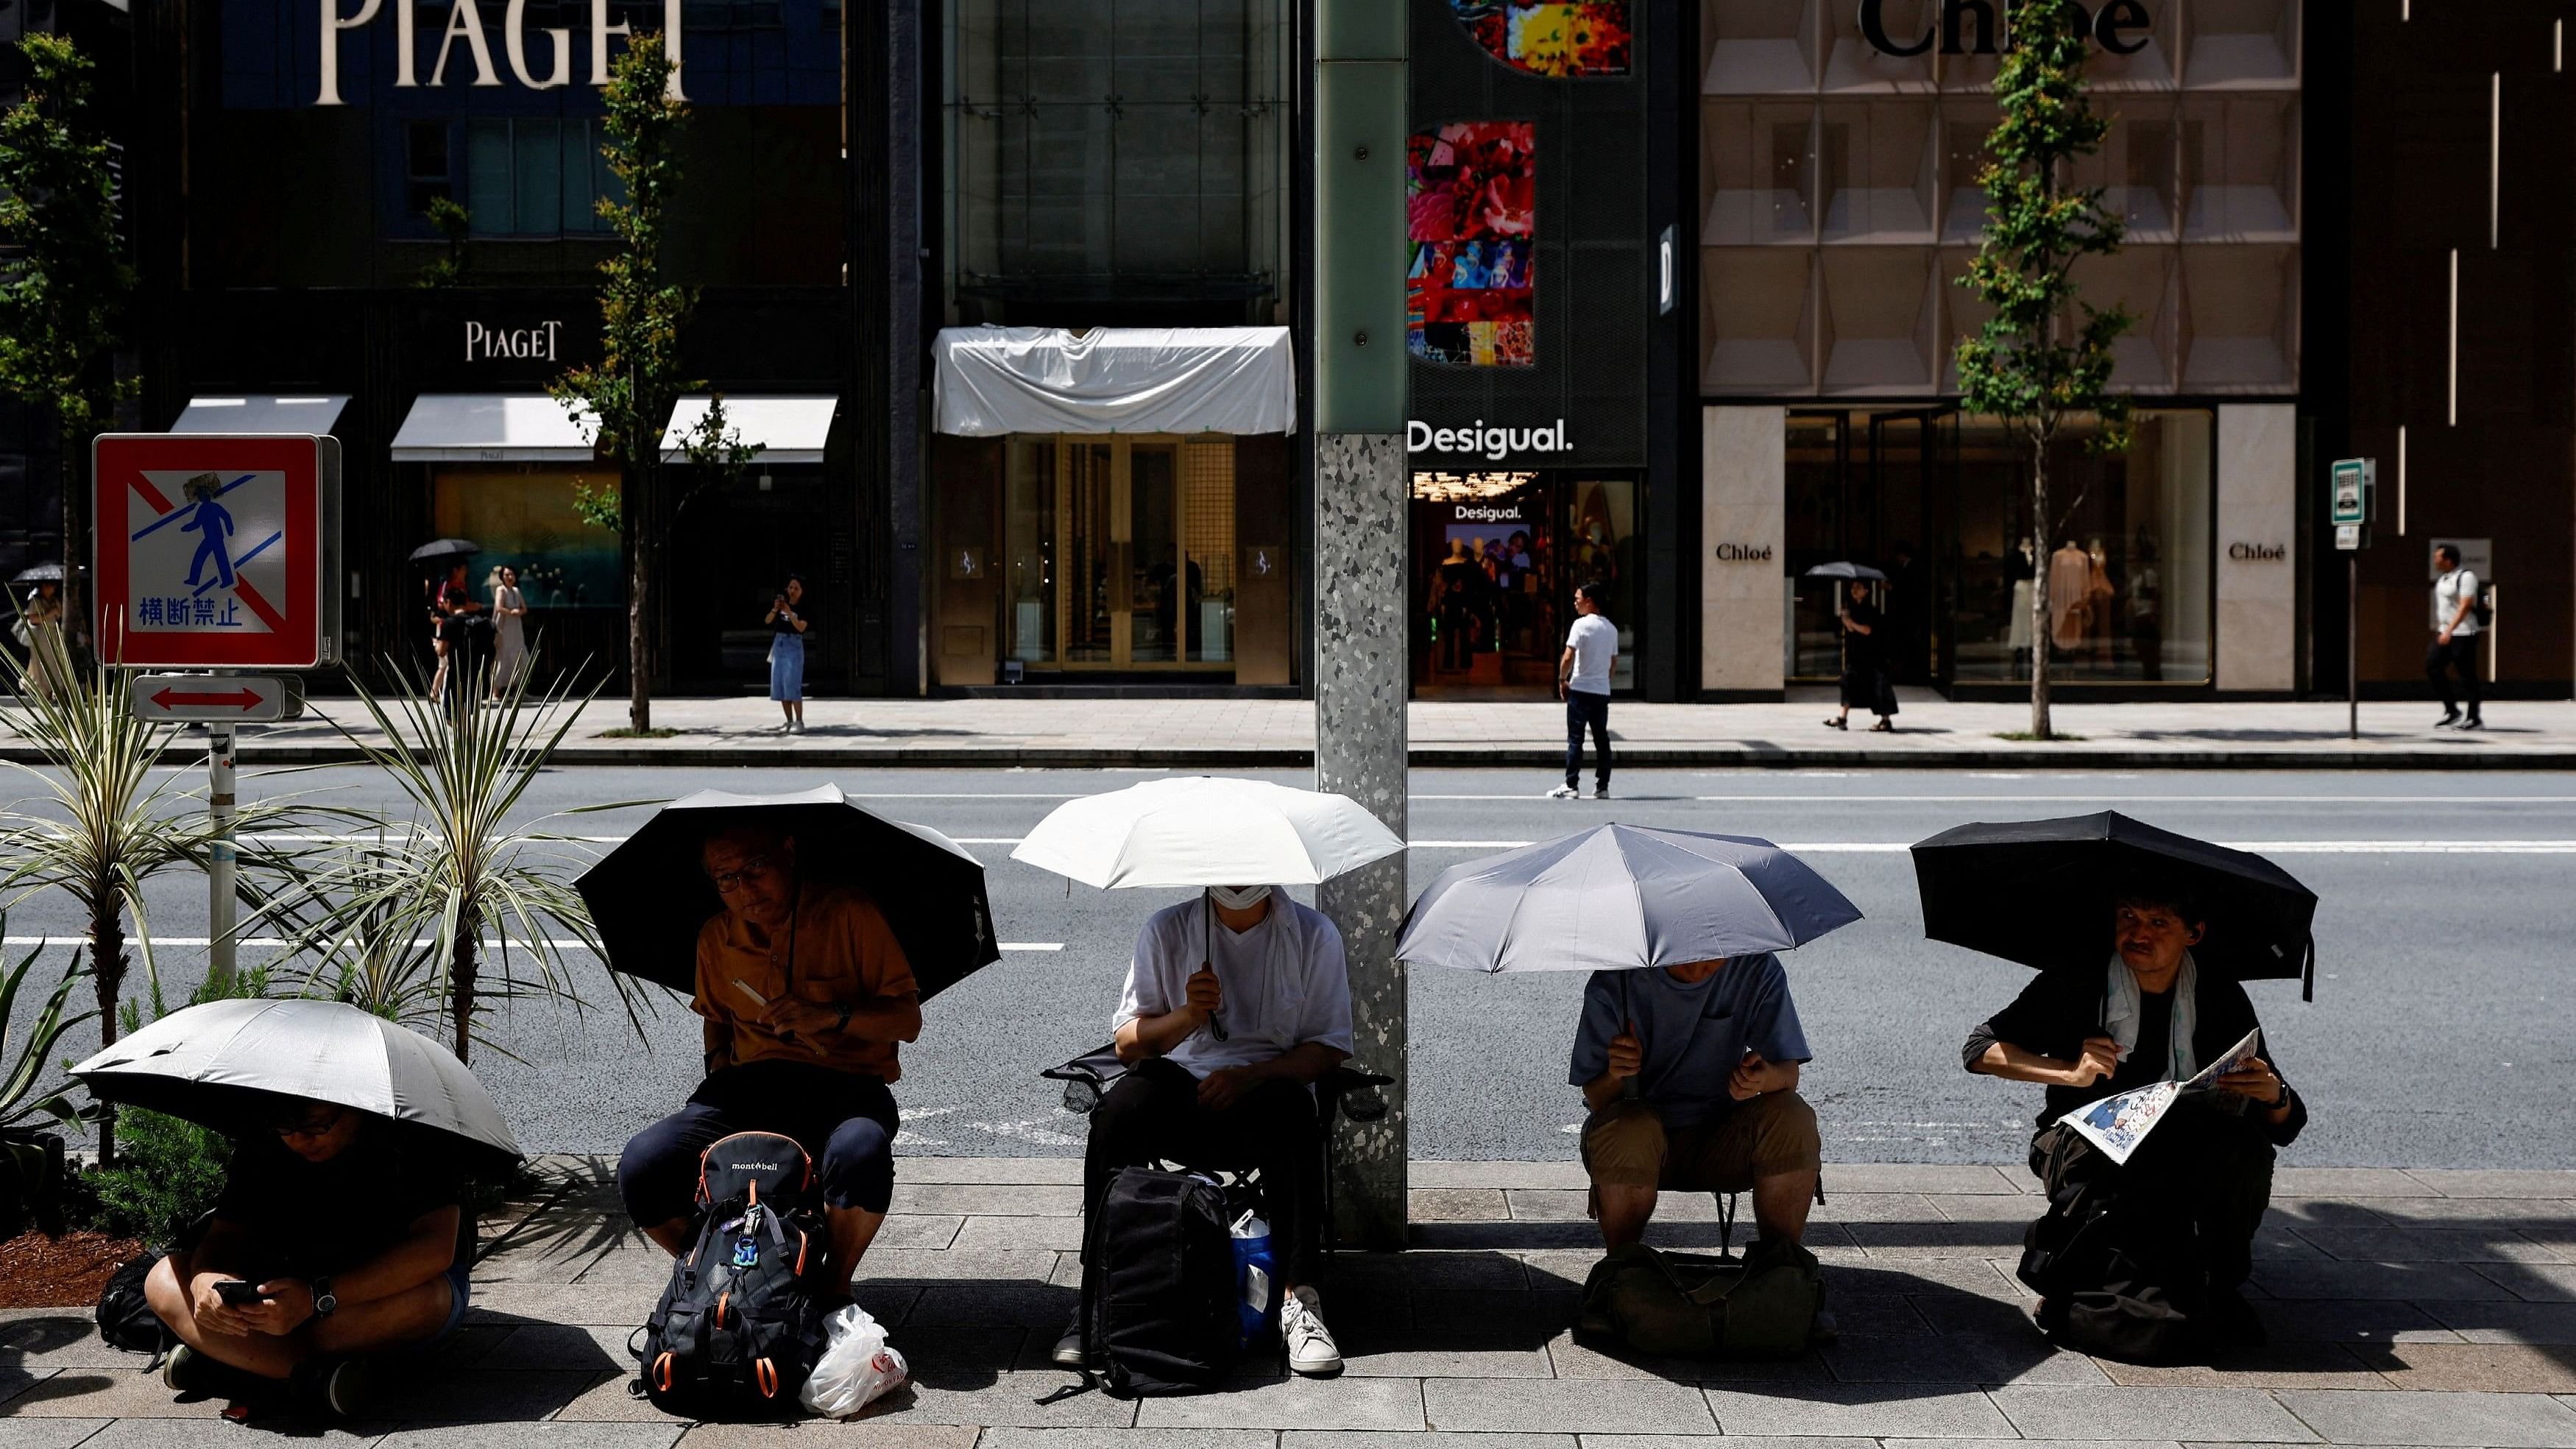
[1207,885,1273,910]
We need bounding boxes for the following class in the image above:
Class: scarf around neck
[2103,950,2198,1082]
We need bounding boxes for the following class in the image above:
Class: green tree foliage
[550,33,751,733]
[416,196,474,289]
[1955,0,2134,740]
[0,34,138,646]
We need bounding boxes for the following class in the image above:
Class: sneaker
[163,1342,224,1397]
[2460,716,2485,731]
[1809,1306,1839,1347]
[1050,1307,1086,1369]
[1546,784,1579,799]
[2435,711,2462,729]
[1280,1286,1342,1376]
[1590,786,1611,800]
[788,720,807,735]
[319,1356,376,1419]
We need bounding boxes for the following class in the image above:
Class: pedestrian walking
[2427,544,2483,730]
[768,574,810,734]
[487,564,528,697]
[1825,578,1897,733]
[427,560,484,704]
[1549,581,1616,800]
[14,577,68,701]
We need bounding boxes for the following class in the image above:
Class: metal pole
[208,722,238,991]
[2347,555,2359,741]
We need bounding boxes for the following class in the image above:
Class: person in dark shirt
[1964,879,2305,1339]
[144,1097,470,1415]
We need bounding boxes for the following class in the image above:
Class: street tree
[1956,0,2134,740]
[0,34,138,647]
[550,32,748,734]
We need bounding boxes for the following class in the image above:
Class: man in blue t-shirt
[1568,953,1820,1250]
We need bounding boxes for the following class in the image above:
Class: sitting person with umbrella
[1054,884,1354,1378]
[616,825,921,1300]
[1964,874,2306,1350]
[1571,955,1824,1261]
[144,1095,473,1417]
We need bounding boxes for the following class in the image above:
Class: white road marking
[968,1119,1083,1147]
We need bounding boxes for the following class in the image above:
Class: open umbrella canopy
[71,998,520,1172]
[1804,561,1887,581]
[408,538,479,564]
[10,562,63,584]
[1011,776,1406,889]
[1910,811,2320,996]
[576,784,999,999]
[1397,824,1864,975]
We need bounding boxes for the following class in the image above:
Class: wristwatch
[311,1275,338,1318]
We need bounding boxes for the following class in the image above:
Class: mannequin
[2086,537,2115,665]
[2007,539,2037,673]
[2048,539,2091,655]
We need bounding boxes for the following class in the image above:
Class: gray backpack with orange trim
[636,1132,833,1419]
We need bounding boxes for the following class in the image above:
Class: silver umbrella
[71,998,521,1169]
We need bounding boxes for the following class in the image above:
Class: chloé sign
[1858,0,2153,57]
[316,0,690,107]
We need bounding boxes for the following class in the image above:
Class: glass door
[1060,440,1117,664]
[1046,436,1236,671]
[1128,443,1181,663]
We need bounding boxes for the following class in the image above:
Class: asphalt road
[8,764,2572,1169]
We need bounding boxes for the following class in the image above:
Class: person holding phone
[141,1097,470,1417]
[1569,954,1821,1255]
[766,573,810,734]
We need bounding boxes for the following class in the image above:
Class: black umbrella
[408,538,479,564]
[576,784,1000,1002]
[1910,811,2319,999]
[1804,561,1886,581]
[10,562,63,584]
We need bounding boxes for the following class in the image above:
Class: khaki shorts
[1580,1094,1821,1209]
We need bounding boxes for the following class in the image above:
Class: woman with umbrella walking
[1825,575,1897,732]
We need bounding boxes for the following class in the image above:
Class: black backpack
[2017,1128,2207,1364]
[1077,1166,1242,1397]
[637,1132,832,1418]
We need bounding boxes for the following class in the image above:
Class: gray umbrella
[71,997,521,1171]
[1804,561,1886,581]
[10,562,63,585]
[1395,823,1864,975]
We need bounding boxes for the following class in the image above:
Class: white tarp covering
[933,326,1296,437]
[389,394,596,461]
[170,394,351,435]
[659,394,839,463]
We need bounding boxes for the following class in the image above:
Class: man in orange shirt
[616,826,923,1297]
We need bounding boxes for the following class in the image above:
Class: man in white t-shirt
[1551,582,1618,800]
[1058,886,1355,1375]
[2428,544,2483,730]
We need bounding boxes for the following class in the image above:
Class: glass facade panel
[1003,439,1056,663]
[1183,439,1236,664]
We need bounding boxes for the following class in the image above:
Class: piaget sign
[316,0,690,106]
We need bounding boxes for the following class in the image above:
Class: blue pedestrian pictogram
[180,472,238,589]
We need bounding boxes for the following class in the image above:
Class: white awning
[389,394,596,462]
[659,394,839,464]
[169,394,350,435]
[933,326,1296,437]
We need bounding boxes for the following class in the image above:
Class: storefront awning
[389,394,596,462]
[932,326,1296,437]
[659,394,839,464]
[169,394,350,435]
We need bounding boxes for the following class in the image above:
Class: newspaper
[2059,1027,2263,1166]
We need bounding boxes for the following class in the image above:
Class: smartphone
[213,1280,269,1307]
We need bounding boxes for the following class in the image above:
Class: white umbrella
[1010,776,1406,889]
[71,998,521,1168]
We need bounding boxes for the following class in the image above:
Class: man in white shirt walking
[1058,886,1354,1376]
[2428,544,2483,731]
[1551,582,1618,800]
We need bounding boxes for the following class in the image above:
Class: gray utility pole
[1312,0,1410,1251]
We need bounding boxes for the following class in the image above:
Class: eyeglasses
[272,1105,347,1141]
[707,855,776,895]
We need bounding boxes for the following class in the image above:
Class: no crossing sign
[92,433,342,669]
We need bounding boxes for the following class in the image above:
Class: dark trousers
[1082,1057,1326,1286]
[618,1062,900,1224]
[2034,1096,2276,1292]
[1565,689,1611,790]
[2426,634,2482,717]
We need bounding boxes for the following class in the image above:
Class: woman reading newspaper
[1962,875,2305,1360]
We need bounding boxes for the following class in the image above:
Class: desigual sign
[1859,0,2152,57]
[1713,542,1774,563]
[316,0,690,106]
[2227,542,2287,561]
[1407,419,1573,461]
[1452,504,1524,523]
[464,320,565,363]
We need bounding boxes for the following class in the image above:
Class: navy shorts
[618,1062,899,1223]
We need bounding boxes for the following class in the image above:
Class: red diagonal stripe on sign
[129,475,176,516]
[230,578,290,635]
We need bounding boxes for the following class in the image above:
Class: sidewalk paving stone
[2274,1389,2576,1446]
[1414,1188,1512,1222]
[1,1367,232,1417]
[978,1431,1270,1449]
[1821,1166,2025,1197]
[889,1371,1136,1428]
[679,1427,978,1449]
[2255,1264,2522,1303]
[1819,1331,2110,1386]
[1540,1333,1832,1384]
[888,1186,1083,1219]
[0,1423,116,1449]
[1704,1381,2016,1438]
[899,1160,1088,1187]
[1416,1163,1590,1192]
[2409,1176,2576,1201]
[878,1216,968,1251]
[1989,1385,2321,1442]
[378,1426,685,1448]
[947,1217,1086,1253]
[1137,1376,1427,1431]
[2292,1230,2570,1266]
[1427,1378,1713,1435]
[2252,1300,2468,1345]
[2094,1344,2392,1391]
[2349,1346,2576,1395]
[2422,1304,2576,1345]
[1294,1434,1575,1449]
[2475,1266,2576,1303]
[2280,1172,2447,1200]
[71,1425,383,1447]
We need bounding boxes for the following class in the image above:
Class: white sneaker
[1545,784,1578,799]
[789,720,807,735]
[1590,787,1610,800]
[1280,1286,1342,1376]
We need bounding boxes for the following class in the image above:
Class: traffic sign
[2329,458,2374,528]
[92,433,342,670]
[2335,524,2363,552]
[132,674,304,723]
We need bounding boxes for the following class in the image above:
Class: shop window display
[1408,122,1538,368]
[1452,0,1631,78]
[430,467,620,613]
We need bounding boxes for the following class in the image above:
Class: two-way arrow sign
[132,674,302,723]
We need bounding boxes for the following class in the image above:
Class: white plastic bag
[800,1303,910,1418]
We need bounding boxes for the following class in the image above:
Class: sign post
[93,434,341,988]
[2329,459,2375,741]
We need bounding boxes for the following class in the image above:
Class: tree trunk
[2030,436,2053,740]
[626,456,651,733]
[450,921,478,1066]
[90,897,126,1167]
